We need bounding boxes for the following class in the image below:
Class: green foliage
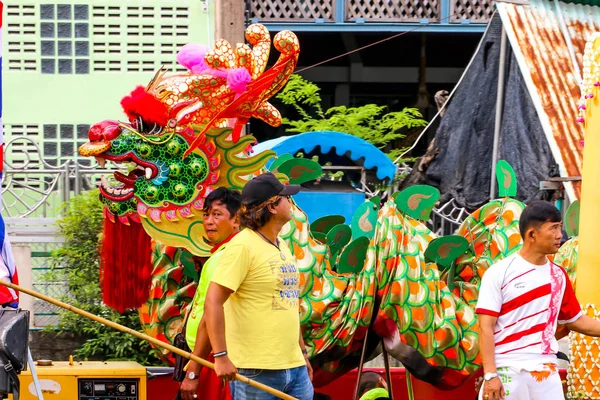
[276,74,428,161]
[47,189,163,365]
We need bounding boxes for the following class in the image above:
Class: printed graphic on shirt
[271,261,299,310]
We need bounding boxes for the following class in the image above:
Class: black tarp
[426,14,558,210]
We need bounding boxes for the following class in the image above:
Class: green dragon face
[79,120,219,224]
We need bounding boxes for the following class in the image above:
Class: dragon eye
[169,163,182,178]
[190,161,207,177]
[145,186,158,200]
[167,140,181,156]
[173,184,187,198]
[138,143,152,157]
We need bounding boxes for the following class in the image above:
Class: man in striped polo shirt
[476,201,600,400]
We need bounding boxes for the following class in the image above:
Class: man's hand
[180,374,200,400]
[482,377,505,400]
[214,356,238,381]
[304,354,313,381]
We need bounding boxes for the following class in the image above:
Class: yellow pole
[0,281,296,400]
[569,33,600,399]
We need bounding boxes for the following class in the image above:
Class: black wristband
[301,349,308,355]
[214,350,228,358]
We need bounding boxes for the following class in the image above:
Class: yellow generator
[15,360,147,400]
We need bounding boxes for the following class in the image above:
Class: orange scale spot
[312,338,326,351]
[456,310,465,321]
[508,233,521,249]
[474,242,485,256]
[443,347,457,359]
[333,279,347,292]
[427,280,437,293]
[311,278,323,292]
[459,268,474,281]
[434,328,447,342]
[415,331,429,347]
[408,280,421,296]
[460,339,473,352]
[502,209,514,225]
[483,213,497,226]
[441,298,453,310]
[391,281,402,294]
[360,306,370,321]
[331,309,342,321]
[356,279,363,292]
[463,288,476,302]
[490,241,499,258]
[293,243,305,259]
[412,306,425,321]
[295,219,304,231]
[299,273,306,288]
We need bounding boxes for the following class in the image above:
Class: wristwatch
[187,371,199,380]
[484,372,499,381]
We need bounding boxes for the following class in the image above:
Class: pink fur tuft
[227,67,252,94]
[177,44,210,74]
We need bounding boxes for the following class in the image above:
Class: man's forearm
[567,314,600,337]
[188,318,212,373]
[205,298,228,353]
[480,326,498,373]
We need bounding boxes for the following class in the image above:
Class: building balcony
[249,0,494,32]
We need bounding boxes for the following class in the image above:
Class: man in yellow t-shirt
[179,187,241,400]
[205,172,313,399]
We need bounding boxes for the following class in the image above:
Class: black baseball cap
[241,172,301,207]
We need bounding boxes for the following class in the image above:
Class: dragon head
[78,24,298,257]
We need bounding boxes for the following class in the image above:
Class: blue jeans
[230,366,313,400]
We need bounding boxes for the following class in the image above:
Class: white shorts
[478,364,564,400]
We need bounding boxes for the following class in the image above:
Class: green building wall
[2,0,215,217]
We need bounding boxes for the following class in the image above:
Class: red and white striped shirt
[476,254,582,369]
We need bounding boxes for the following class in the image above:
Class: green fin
[179,250,198,281]
[351,202,378,239]
[565,200,580,237]
[496,160,517,197]
[337,236,370,274]
[394,185,440,221]
[311,215,346,235]
[312,231,327,244]
[277,158,323,185]
[269,153,294,172]
[369,195,381,210]
[424,236,469,270]
[424,235,469,291]
[391,191,401,200]
[326,224,352,262]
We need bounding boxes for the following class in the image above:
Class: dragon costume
[78,24,579,390]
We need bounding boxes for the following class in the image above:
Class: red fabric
[557,266,582,321]
[475,308,499,317]
[210,232,239,254]
[196,354,231,400]
[120,86,169,126]
[100,217,153,313]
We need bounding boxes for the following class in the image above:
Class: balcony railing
[249,0,495,25]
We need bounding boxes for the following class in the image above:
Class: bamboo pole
[2,281,296,400]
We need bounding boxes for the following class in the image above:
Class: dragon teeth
[145,167,153,179]
[95,157,106,168]
[99,175,132,196]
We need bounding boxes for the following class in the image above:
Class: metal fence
[31,245,65,327]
